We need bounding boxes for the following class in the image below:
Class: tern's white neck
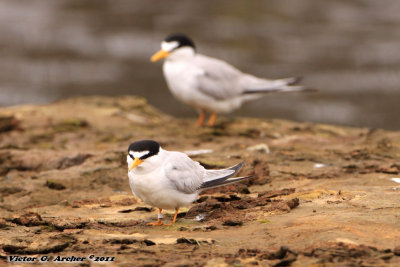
[166,47,195,62]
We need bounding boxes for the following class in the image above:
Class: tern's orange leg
[207,112,217,127]
[146,208,164,226]
[196,110,206,127]
[163,208,179,226]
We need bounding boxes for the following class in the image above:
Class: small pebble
[246,144,270,154]
[394,246,400,256]
[391,178,400,184]
[314,163,328,168]
[195,214,205,222]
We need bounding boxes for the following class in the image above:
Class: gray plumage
[128,145,252,210]
[200,162,248,189]
[164,152,250,193]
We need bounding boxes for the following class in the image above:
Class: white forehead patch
[129,150,149,159]
[161,41,179,52]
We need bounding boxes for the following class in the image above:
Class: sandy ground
[1,96,400,266]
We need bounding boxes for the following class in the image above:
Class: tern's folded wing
[164,152,205,194]
[193,54,245,100]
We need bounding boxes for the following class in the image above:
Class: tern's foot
[146,219,164,226]
[162,221,176,226]
[146,208,179,226]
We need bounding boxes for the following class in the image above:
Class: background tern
[151,33,312,126]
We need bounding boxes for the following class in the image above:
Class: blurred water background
[0,0,399,130]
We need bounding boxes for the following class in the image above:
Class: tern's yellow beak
[129,158,143,171]
[151,49,170,62]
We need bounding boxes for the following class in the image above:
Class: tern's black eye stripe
[128,140,160,161]
[165,33,195,50]
[139,154,150,160]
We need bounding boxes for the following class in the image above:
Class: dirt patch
[236,243,398,266]
[1,96,400,266]
[56,153,92,170]
[0,115,20,133]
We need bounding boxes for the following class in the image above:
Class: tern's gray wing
[193,54,307,100]
[164,152,206,194]
[193,54,246,100]
[165,155,251,193]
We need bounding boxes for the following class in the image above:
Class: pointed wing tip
[228,161,244,173]
[199,162,247,190]
[236,161,245,169]
[235,175,254,180]
[215,174,254,187]
[287,76,303,85]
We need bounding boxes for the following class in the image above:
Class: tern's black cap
[165,33,196,50]
[128,140,160,160]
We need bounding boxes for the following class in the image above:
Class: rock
[2,245,28,253]
[0,186,24,196]
[177,237,199,245]
[143,239,156,246]
[118,207,153,213]
[0,218,10,228]
[3,239,72,254]
[257,246,295,260]
[214,194,241,202]
[12,212,46,227]
[394,246,400,256]
[246,143,270,154]
[205,225,218,231]
[286,198,300,209]
[56,153,91,169]
[196,196,208,203]
[46,180,66,190]
[222,220,243,226]
[49,218,88,230]
[258,188,296,198]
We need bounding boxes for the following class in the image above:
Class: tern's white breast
[163,60,210,107]
[128,164,198,210]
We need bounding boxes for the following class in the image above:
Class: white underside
[128,170,199,210]
[127,149,200,210]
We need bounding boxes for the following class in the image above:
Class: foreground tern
[151,33,310,126]
[127,140,251,226]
